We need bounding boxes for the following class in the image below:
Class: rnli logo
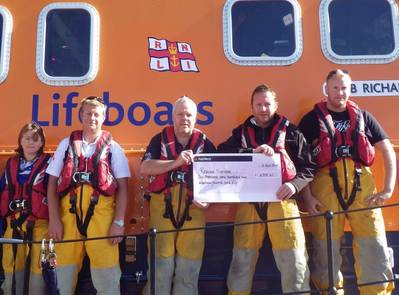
[148,37,199,72]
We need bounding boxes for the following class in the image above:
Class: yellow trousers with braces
[55,184,121,295]
[310,160,394,295]
[1,217,48,295]
[144,185,205,295]
[227,200,310,295]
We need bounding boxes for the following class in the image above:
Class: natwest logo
[32,91,213,126]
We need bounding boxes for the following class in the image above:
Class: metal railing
[146,201,399,295]
[1,201,399,294]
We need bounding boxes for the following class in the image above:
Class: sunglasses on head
[30,120,41,129]
[84,96,105,104]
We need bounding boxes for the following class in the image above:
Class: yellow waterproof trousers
[310,160,394,295]
[227,200,310,295]
[143,185,205,295]
[2,217,48,295]
[55,184,121,295]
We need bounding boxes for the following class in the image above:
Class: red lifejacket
[0,153,50,219]
[241,116,297,182]
[147,126,206,194]
[57,130,117,197]
[313,101,375,167]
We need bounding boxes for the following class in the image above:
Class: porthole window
[320,0,399,64]
[223,0,303,66]
[0,6,12,84]
[36,2,100,86]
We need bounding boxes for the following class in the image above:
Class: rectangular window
[320,0,399,64]
[45,9,91,77]
[0,6,12,84]
[0,15,3,50]
[232,1,295,57]
[223,0,303,66]
[36,3,100,86]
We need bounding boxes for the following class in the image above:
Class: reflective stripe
[228,200,309,293]
[227,248,258,294]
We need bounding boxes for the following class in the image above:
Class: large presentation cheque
[193,153,282,203]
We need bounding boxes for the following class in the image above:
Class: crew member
[218,84,316,294]
[299,69,396,294]
[46,96,130,294]
[0,122,50,295]
[141,96,216,295]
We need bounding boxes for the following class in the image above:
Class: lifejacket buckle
[8,199,28,212]
[72,172,92,183]
[170,171,186,183]
[335,145,352,158]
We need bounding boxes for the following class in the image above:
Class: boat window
[223,0,303,66]
[36,3,99,86]
[0,16,3,57]
[0,6,12,84]
[320,0,399,64]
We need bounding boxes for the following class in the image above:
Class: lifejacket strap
[69,187,100,237]
[184,196,193,221]
[163,192,172,219]
[329,166,348,210]
[23,221,34,295]
[11,224,18,295]
[11,219,35,295]
[78,194,99,237]
[251,202,268,221]
[162,189,193,229]
[346,164,362,209]
[69,191,77,214]
[10,213,30,229]
[329,163,362,211]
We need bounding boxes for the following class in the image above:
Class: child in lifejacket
[0,122,51,295]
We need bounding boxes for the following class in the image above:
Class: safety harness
[241,115,297,220]
[147,126,206,229]
[313,101,375,210]
[57,130,117,236]
[0,153,50,295]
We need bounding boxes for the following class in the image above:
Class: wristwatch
[113,219,125,227]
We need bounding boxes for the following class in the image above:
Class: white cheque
[193,153,282,203]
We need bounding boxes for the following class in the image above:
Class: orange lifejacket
[313,100,375,168]
[313,100,375,210]
[56,130,117,197]
[147,126,206,194]
[241,115,297,183]
[0,153,50,219]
